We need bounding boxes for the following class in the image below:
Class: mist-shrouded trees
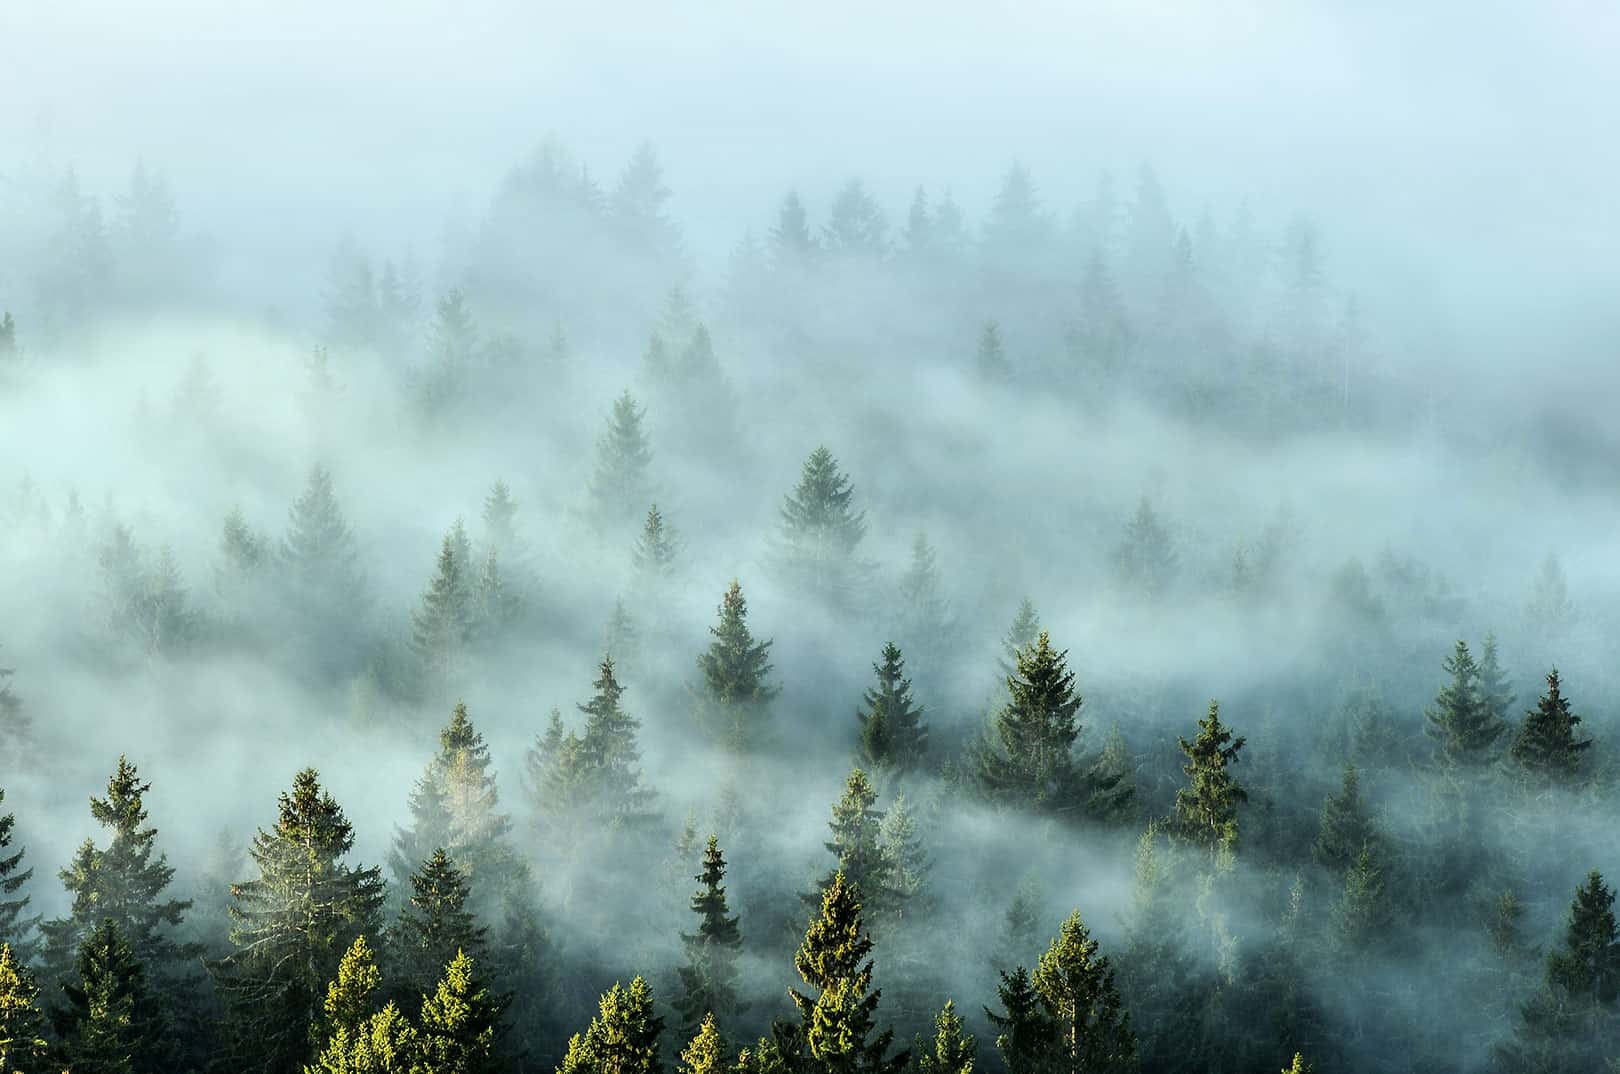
[986,965,1054,1074]
[1032,910,1136,1074]
[389,848,488,1009]
[0,789,37,963]
[279,465,369,674]
[674,835,745,1038]
[680,1014,724,1074]
[977,632,1130,821]
[94,526,196,658]
[53,919,166,1074]
[39,757,200,991]
[895,533,952,681]
[811,769,892,918]
[0,653,26,755]
[213,768,386,1074]
[1172,701,1247,855]
[588,390,654,533]
[790,869,906,1074]
[558,977,664,1074]
[856,643,928,776]
[1111,499,1176,602]
[772,446,871,612]
[915,1000,977,1074]
[0,942,49,1074]
[691,581,779,750]
[1510,669,1592,784]
[1525,552,1574,634]
[412,520,477,683]
[1425,640,1509,767]
[1312,761,1380,873]
[976,321,1011,383]
[997,599,1041,680]
[631,503,681,590]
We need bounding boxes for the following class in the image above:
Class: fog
[2,4,1618,1074]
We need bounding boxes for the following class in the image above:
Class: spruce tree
[576,655,653,817]
[1546,871,1620,1005]
[217,505,269,593]
[588,391,654,532]
[789,870,905,1074]
[1332,843,1392,953]
[856,643,928,775]
[811,770,891,915]
[1511,669,1593,783]
[997,600,1041,680]
[895,534,951,676]
[1425,641,1507,766]
[390,850,488,1009]
[472,548,523,640]
[976,321,1011,383]
[0,943,49,1074]
[877,795,929,912]
[557,977,664,1074]
[417,950,502,1074]
[279,465,369,673]
[691,582,780,750]
[632,504,681,586]
[39,756,199,985]
[916,1000,976,1074]
[1110,499,1176,601]
[1171,702,1247,855]
[985,967,1056,1074]
[823,179,888,258]
[0,790,37,963]
[214,768,386,1074]
[1031,910,1135,1074]
[772,447,870,611]
[1525,552,1574,633]
[679,1014,724,1074]
[675,836,745,1038]
[1280,1055,1313,1074]
[1311,762,1379,873]
[602,598,640,680]
[482,482,519,555]
[307,935,418,1074]
[411,521,476,681]
[1478,633,1515,737]
[53,920,165,1074]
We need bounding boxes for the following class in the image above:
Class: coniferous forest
[2,7,1619,1074]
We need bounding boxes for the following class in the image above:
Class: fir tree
[916,1000,976,1074]
[1546,871,1620,1005]
[602,598,640,680]
[472,548,523,640]
[632,504,681,586]
[976,321,1011,383]
[998,600,1041,680]
[1525,552,1575,633]
[307,935,418,1074]
[769,192,817,270]
[1511,669,1593,783]
[279,465,369,673]
[985,967,1055,1074]
[588,391,654,532]
[1311,762,1379,873]
[1172,702,1247,855]
[0,790,37,964]
[772,447,870,611]
[392,702,517,890]
[39,757,199,985]
[0,943,48,1074]
[823,179,888,258]
[679,1014,724,1074]
[214,768,386,1074]
[789,870,906,1074]
[675,836,745,1038]
[482,482,519,555]
[1478,633,1515,738]
[1111,499,1176,601]
[810,770,893,920]
[417,950,502,1074]
[412,520,476,681]
[218,505,268,588]
[877,795,929,914]
[1425,640,1507,766]
[1280,1055,1313,1074]
[691,581,780,750]
[857,643,928,775]
[390,850,488,1009]
[53,920,165,1074]
[1032,910,1136,1074]
[895,534,951,672]
[557,977,664,1074]
[1333,843,1392,953]
[576,655,652,816]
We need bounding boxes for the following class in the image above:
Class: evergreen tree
[772,447,870,611]
[417,950,502,1074]
[1171,702,1247,855]
[1525,552,1575,633]
[997,599,1041,680]
[0,313,15,359]
[822,179,887,258]
[390,850,488,1009]
[1031,910,1136,1074]
[877,795,929,913]
[472,548,523,640]
[632,504,681,586]
[0,652,25,756]
[1511,669,1593,783]
[1332,843,1392,953]
[985,967,1055,1074]
[214,768,386,1074]
[218,505,269,590]
[1425,641,1508,766]
[675,836,745,1038]
[0,943,49,1074]
[557,977,664,1074]
[576,655,653,816]
[915,1000,976,1074]
[679,1014,724,1074]
[53,921,164,1074]
[1311,762,1379,873]
[789,870,905,1074]
[39,757,199,985]
[602,598,640,680]
[811,771,891,916]
[1280,1055,1312,1074]
[1111,500,1176,601]
[307,935,418,1074]
[419,288,479,415]
[412,520,476,682]
[588,391,654,532]
[279,465,369,672]
[1478,633,1515,737]
[691,581,780,750]
[895,534,951,672]
[0,790,37,963]
[482,482,519,555]
[1546,871,1620,1005]
[976,321,1011,383]
[769,192,817,270]
[856,643,928,775]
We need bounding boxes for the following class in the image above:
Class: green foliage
[557,977,664,1074]
[1546,871,1620,1004]
[679,1014,725,1074]
[632,504,681,587]
[915,1000,976,1074]
[1424,640,1508,766]
[1333,843,1392,953]
[1312,762,1379,873]
[0,943,49,1074]
[306,937,417,1074]
[0,791,37,964]
[1032,911,1136,1074]
[418,950,502,1074]
[390,850,488,1009]
[589,391,654,532]
[1511,670,1593,783]
[54,920,165,1074]
[772,446,870,610]
[985,967,1054,1074]
[1172,702,1247,855]
[411,520,476,681]
[675,837,745,1038]
[857,643,929,775]
[790,870,905,1074]
[877,795,929,912]
[997,599,1041,681]
[528,656,655,842]
[691,582,780,750]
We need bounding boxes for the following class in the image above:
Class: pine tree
[976,321,1011,383]
[789,870,905,1074]
[1511,669,1593,783]
[417,950,502,1074]
[412,520,476,681]
[214,768,386,1074]
[1280,1055,1313,1074]
[576,655,653,816]
[0,943,49,1074]
[1425,640,1507,766]
[557,977,664,1074]
[675,836,745,1037]
[679,1014,724,1074]
[1172,702,1247,855]
[916,1000,976,1074]
[631,504,681,586]
[769,192,817,270]
[691,581,779,750]
[588,391,654,532]
[307,935,418,1074]
[810,770,891,918]
[1032,910,1136,1074]
[390,850,488,1009]
[1312,762,1379,873]
[1111,499,1176,601]
[0,790,37,963]
[985,967,1055,1074]
[857,643,928,775]
[53,920,165,1074]
[419,288,479,415]
[772,447,870,611]
[218,505,268,590]
[39,757,199,985]
[472,548,523,640]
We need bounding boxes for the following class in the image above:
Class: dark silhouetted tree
[857,643,928,775]
[1511,669,1593,783]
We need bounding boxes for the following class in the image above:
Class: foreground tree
[0,943,49,1074]
[674,836,745,1038]
[790,870,906,1074]
[558,977,664,1074]
[417,950,502,1074]
[1172,702,1247,856]
[389,849,488,1009]
[915,1000,977,1074]
[1032,910,1136,1074]
[856,643,928,775]
[691,582,780,750]
[307,935,417,1074]
[985,966,1055,1074]
[1510,670,1593,784]
[53,920,165,1074]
